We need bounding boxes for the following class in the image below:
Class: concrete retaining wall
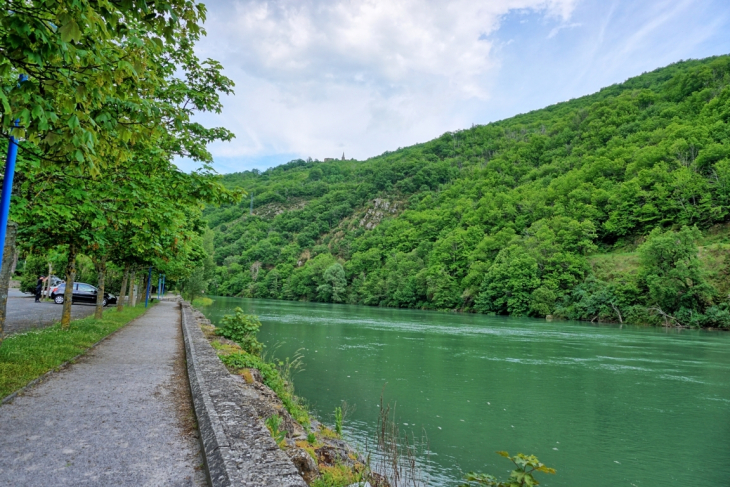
[180,301,308,487]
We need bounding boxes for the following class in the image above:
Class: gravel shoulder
[0,300,206,486]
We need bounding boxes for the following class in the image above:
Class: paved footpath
[0,300,206,486]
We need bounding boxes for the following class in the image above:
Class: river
[197,296,730,486]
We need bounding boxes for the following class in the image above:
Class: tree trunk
[61,244,77,330]
[0,223,18,345]
[117,263,130,312]
[129,269,137,307]
[10,247,18,276]
[94,256,107,320]
[42,262,52,301]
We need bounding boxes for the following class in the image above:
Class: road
[3,289,97,335]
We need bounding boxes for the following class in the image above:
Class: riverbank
[185,301,370,487]
[0,303,154,400]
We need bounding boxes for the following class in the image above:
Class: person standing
[35,275,47,303]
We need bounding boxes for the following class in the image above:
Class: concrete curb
[179,300,307,487]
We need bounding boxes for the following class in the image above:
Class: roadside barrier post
[144,267,152,308]
[0,75,27,275]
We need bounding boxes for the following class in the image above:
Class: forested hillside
[205,55,730,327]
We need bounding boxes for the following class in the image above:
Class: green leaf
[59,20,82,43]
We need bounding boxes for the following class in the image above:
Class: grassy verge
[0,304,154,399]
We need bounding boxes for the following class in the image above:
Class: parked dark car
[49,282,117,306]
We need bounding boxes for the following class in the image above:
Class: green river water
[198,297,730,486]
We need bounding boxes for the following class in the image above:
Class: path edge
[180,299,232,487]
[180,300,309,487]
[1,306,149,405]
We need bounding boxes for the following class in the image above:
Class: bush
[216,307,263,355]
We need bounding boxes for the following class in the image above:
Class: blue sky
[176,0,730,174]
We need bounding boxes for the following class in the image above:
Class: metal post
[0,75,26,275]
[161,275,165,297]
[144,267,152,308]
[157,275,162,300]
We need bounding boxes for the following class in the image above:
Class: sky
[176,0,730,174]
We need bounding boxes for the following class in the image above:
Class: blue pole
[144,267,152,308]
[157,275,162,300]
[0,74,27,275]
[161,275,165,297]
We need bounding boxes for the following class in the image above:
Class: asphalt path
[3,290,97,335]
[0,300,205,486]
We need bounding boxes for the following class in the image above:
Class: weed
[265,414,286,446]
[459,452,555,486]
[311,463,364,487]
[334,406,343,436]
[367,391,430,487]
[307,432,317,444]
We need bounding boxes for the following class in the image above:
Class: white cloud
[192,0,579,166]
[547,22,582,38]
[185,0,730,173]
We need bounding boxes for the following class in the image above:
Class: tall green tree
[638,226,715,315]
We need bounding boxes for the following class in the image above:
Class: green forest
[204,55,730,328]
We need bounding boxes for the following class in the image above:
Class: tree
[6,17,240,329]
[638,226,716,314]
[317,263,347,302]
[475,246,540,316]
[0,0,211,171]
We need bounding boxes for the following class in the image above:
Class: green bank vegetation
[460,452,555,487]
[203,307,370,486]
[0,0,240,338]
[204,55,730,327]
[0,303,153,398]
[211,307,310,426]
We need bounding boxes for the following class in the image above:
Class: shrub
[216,307,263,355]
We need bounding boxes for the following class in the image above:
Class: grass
[311,464,364,487]
[589,241,730,297]
[192,297,214,307]
[0,303,154,399]
[588,252,640,282]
